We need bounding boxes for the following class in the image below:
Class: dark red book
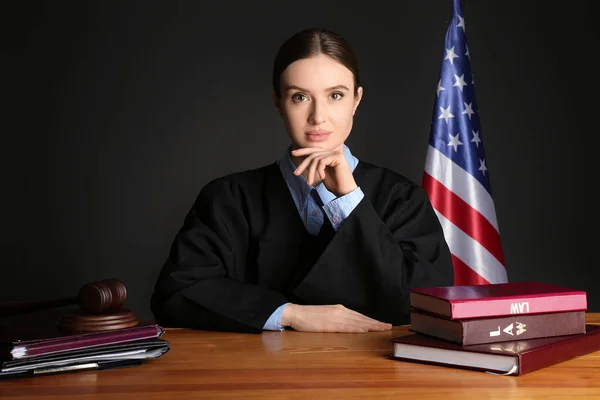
[410,282,587,319]
[410,309,586,345]
[390,324,600,375]
[0,324,164,361]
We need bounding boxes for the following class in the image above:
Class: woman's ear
[272,90,282,116]
[353,87,363,116]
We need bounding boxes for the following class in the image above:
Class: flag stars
[457,15,466,31]
[444,46,459,64]
[447,133,463,152]
[438,105,454,124]
[436,79,445,97]
[465,45,470,59]
[462,102,475,119]
[479,159,488,175]
[453,74,468,92]
[471,130,482,148]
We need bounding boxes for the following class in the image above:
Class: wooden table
[1,313,599,399]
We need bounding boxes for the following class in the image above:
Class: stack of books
[0,323,169,379]
[391,281,600,375]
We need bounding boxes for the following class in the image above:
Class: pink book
[410,282,587,319]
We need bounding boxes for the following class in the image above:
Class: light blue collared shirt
[263,144,365,331]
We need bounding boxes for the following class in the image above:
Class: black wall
[2,1,598,320]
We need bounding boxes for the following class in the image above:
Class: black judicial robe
[150,160,454,333]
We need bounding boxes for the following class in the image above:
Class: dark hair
[272,28,361,98]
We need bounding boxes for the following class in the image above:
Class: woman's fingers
[287,304,392,333]
[294,152,325,177]
[296,153,343,185]
[338,306,392,330]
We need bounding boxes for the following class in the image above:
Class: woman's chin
[291,140,342,151]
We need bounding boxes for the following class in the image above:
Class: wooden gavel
[0,279,128,318]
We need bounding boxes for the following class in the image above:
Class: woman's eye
[331,92,344,100]
[292,93,308,102]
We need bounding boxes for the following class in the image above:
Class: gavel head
[78,279,127,314]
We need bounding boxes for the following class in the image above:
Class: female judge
[150,28,454,333]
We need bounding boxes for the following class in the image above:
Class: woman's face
[275,54,362,151]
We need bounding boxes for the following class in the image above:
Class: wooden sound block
[57,308,139,332]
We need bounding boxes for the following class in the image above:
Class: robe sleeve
[150,178,288,333]
[292,183,454,325]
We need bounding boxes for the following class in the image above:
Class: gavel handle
[0,297,78,317]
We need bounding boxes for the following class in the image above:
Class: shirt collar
[277,144,359,206]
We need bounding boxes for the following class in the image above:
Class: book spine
[451,293,587,319]
[462,311,586,345]
[411,311,586,345]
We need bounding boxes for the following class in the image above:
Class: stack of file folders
[0,324,169,379]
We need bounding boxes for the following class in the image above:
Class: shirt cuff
[263,303,290,331]
[322,187,364,230]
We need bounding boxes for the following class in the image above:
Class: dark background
[2,1,598,321]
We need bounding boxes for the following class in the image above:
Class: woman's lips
[306,130,332,142]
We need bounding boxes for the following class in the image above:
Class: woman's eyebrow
[283,84,350,92]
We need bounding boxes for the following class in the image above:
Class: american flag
[422,0,508,285]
